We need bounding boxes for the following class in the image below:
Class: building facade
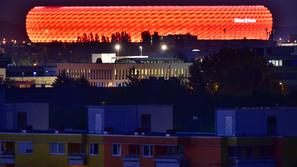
[57,60,191,87]
[26,6,273,42]
[87,105,173,134]
[1,132,297,167]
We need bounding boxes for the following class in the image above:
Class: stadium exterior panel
[26,6,273,43]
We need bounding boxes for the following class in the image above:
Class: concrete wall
[87,105,173,133]
[2,103,49,130]
[137,105,173,132]
[235,110,267,136]
[272,109,297,136]
[105,106,139,133]
[216,109,236,136]
[217,107,297,137]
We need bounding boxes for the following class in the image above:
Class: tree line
[75,31,160,46]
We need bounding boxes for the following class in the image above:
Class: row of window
[1,142,153,157]
[59,67,188,81]
[268,59,283,67]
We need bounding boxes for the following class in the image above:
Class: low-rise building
[87,105,173,134]
[57,57,191,87]
[216,107,297,137]
[0,103,49,131]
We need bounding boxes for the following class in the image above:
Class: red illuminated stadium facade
[26,6,273,43]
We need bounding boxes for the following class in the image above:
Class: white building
[57,56,192,87]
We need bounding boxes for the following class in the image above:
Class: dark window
[141,114,151,131]
[143,145,153,157]
[129,145,140,156]
[17,112,27,130]
[267,116,277,136]
[112,144,121,156]
[90,143,99,155]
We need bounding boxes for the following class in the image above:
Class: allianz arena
[26,6,273,43]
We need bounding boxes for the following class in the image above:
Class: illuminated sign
[234,18,257,23]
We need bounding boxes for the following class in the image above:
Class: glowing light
[114,44,121,56]
[192,49,200,52]
[139,46,143,56]
[26,6,273,43]
[161,44,168,51]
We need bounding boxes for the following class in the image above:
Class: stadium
[26,6,273,43]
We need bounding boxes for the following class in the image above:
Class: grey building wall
[216,107,297,137]
[2,103,49,130]
[137,105,173,133]
[87,105,173,134]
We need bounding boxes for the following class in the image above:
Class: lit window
[19,142,33,154]
[112,144,121,156]
[90,143,99,155]
[50,143,65,154]
[143,145,153,157]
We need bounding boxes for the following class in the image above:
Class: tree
[74,76,90,87]
[152,32,160,47]
[189,48,280,95]
[141,30,151,46]
[125,67,140,87]
[3,77,16,88]
[52,71,74,88]
[52,71,90,88]
[111,31,131,44]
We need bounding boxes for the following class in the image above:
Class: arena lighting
[26,6,273,43]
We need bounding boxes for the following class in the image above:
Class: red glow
[26,6,273,43]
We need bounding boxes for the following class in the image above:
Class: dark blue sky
[0,0,296,27]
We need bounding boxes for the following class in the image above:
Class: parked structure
[87,105,173,133]
[0,103,49,131]
[216,107,297,136]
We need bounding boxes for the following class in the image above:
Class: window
[90,143,99,155]
[19,142,33,154]
[268,60,283,67]
[143,145,153,157]
[112,144,121,156]
[49,143,65,154]
[267,116,277,136]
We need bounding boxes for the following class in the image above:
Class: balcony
[0,153,15,165]
[123,155,140,167]
[68,154,86,165]
[228,157,275,167]
[67,143,86,165]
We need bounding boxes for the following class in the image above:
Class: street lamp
[139,46,143,56]
[161,44,168,51]
[115,44,121,56]
[279,81,285,94]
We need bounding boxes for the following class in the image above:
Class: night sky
[0,0,296,37]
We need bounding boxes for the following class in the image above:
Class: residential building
[1,131,297,167]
